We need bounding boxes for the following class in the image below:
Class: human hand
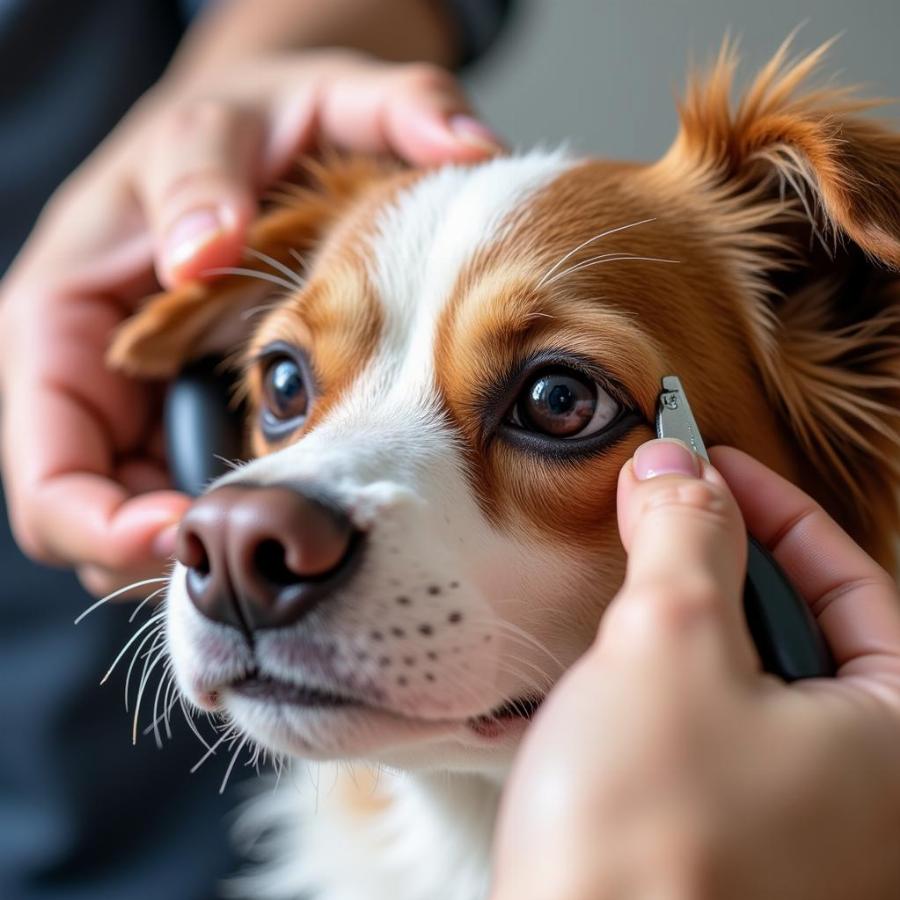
[0,51,502,597]
[491,439,900,900]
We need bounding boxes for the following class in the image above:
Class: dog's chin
[222,678,540,771]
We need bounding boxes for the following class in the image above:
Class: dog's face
[111,43,900,773]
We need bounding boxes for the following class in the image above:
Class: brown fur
[108,39,900,570]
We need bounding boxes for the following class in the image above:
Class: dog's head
[111,41,900,772]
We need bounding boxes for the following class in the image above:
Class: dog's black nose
[177,485,362,632]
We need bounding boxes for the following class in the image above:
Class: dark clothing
[0,1,512,898]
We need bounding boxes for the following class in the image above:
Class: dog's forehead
[361,150,574,382]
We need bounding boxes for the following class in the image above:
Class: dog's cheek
[483,436,641,551]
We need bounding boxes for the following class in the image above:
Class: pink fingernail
[153,522,180,560]
[448,114,505,152]
[164,207,223,269]
[633,439,700,480]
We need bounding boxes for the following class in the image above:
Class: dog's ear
[108,157,393,378]
[657,37,900,561]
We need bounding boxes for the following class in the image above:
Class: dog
[108,38,900,900]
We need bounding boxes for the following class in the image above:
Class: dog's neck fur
[235,766,502,900]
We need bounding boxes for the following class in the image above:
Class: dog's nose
[177,485,362,632]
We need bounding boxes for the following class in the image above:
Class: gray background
[466,0,899,161]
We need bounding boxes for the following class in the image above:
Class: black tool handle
[743,535,835,681]
[165,357,245,497]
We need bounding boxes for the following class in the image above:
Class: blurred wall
[465,0,899,161]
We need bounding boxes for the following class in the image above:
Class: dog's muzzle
[177,484,364,634]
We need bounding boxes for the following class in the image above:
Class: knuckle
[624,578,726,637]
[394,62,457,97]
[166,98,235,137]
[643,479,730,521]
[9,514,57,566]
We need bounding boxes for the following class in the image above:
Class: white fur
[162,151,608,899]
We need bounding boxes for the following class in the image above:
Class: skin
[0,0,503,597]
[491,439,900,900]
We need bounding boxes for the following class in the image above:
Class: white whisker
[220,735,251,794]
[128,585,167,623]
[544,254,680,288]
[537,218,657,288]
[133,644,168,744]
[202,266,298,293]
[213,454,244,472]
[100,613,165,685]
[124,627,165,710]
[191,727,235,774]
[74,577,167,625]
[244,247,306,289]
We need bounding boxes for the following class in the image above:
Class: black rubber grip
[164,357,245,497]
[743,535,835,681]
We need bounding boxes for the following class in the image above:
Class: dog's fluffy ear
[658,37,900,561]
[108,157,393,379]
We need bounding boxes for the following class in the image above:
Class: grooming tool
[165,357,245,497]
[656,375,834,681]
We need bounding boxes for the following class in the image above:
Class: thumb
[602,438,758,677]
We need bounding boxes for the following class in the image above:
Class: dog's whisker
[191,726,236,774]
[162,670,180,740]
[244,247,306,289]
[133,644,169,744]
[128,585,167,623]
[544,254,680,288]
[179,695,215,752]
[240,302,283,322]
[144,668,178,742]
[287,247,307,272]
[202,266,298,293]
[150,661,175,748]
[213,454,245,472]
[124,628,165,711]
[462,615,566,673]
[536,217,657,287]
[74,577,167,625]
[220,734,251,794]
[100,613,165,686]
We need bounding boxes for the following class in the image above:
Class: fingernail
[633,439,700,480]
[448,114,505,152]
[164,207,224,270]
[153,522,180,561]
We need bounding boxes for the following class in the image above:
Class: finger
[28,476,187,572]
[603,439,757,675]
[1,294,189,571]
[318,60,505,165]
[115,458,173,495]
[710,446,900,674]
[135,100,264,288]
[77,562,172,602]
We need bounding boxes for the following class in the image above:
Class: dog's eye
[508,368,620,439]
[262,355,309,424]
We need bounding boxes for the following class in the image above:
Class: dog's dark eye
[508,368,619,439]
[262,356,308,424]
